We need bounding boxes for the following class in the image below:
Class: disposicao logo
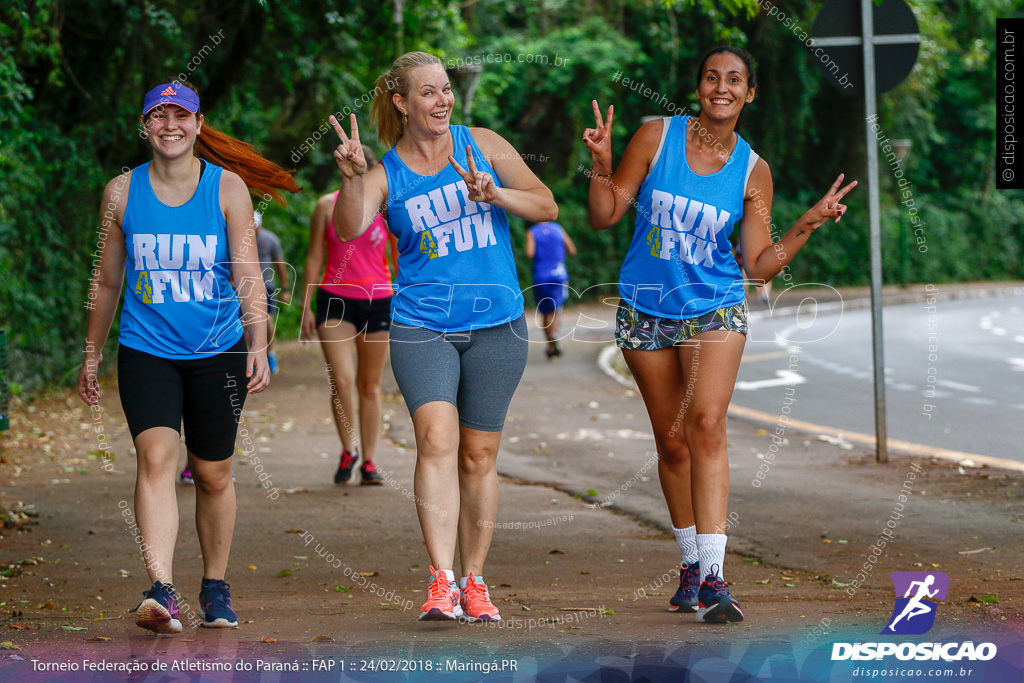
[831,571,997,662]
[883,571,948,635]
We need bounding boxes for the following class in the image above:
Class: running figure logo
[882,571,949,635]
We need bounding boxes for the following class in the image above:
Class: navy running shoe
[135,581,182,633]
[334,450,358,484]
[696,567,744,623]
[669,561,701,613]
[199,578,238,628]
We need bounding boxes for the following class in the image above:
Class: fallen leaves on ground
[285,529,305,534]
[358,572,377,577]
[85,637,111,642]
[260,637,277,643]
[9,625,38,631]
[0,642,20,650]
[311,635,335,642]
[60,626,87,631]
[275,570,292,578]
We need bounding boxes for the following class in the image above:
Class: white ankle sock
[696,533,727,581]
[672,525,698,565]
[458,575,483,590]
[439,569,455,583]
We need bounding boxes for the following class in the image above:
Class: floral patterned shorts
[614,300,748,351]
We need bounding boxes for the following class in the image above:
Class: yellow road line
[727,403,1024,473]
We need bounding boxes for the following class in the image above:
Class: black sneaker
[334,449,358,484]
[360,461,384,485]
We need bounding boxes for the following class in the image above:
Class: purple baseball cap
[142,83,200,115]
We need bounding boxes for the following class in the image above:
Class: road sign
[810,0,920,95]
[808,0,920,463]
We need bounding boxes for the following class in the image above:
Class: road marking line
[735,370,806,391]
[726,404,1024,472]
[1010,358,1024,372]
[935,380,981,392]
[741,351,789,363]
[598,344,634,388]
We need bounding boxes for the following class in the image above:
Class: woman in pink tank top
[300,145,398,485]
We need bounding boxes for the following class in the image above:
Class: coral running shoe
[135,581,182,633]
[334,450,358,484]
[696,567,744,623]
[460,574,501,622]
[419,566,463,621]
[360,461,384,486]
[669,561,701,613]
[199,577,238,627]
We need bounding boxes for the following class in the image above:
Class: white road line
[734,370,806,391]
[1010,358,1024,372]
[935,379,981,393]
[598,344,635,388]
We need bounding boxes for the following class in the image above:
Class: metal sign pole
[862,0,889,463]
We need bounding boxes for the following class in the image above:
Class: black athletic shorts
[315,287,392,333]
[117,336,248,461]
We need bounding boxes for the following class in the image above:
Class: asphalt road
[733,292,1024,462]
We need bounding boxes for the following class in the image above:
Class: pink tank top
[320,191,393,300]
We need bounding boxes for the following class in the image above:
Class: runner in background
[525,221,576,359]
[300,144,397,486]
[78,80,298,633]
[256,211,290,373]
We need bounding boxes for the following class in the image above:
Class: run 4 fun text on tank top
[645,191,730,267]
[408,179,498,259]
[130,234,220,304]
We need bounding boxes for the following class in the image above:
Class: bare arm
[221,170,270,394]
[455,128,558,223]
[301,194,333,341]
[562,228,578,256]
[524,229,536,259]
[329,114,388,241]
[583,102,659,230]
[79,173,131,406]
[740,162,857,282]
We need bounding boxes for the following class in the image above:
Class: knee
[656,437,690,469]
[685,411,728,454]
[136,449,179,482]
[356,378,381,402]
[418,424,458,458]
[192,467,232,495]
[458,445,497,475]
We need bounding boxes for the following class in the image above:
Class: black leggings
[117,337,248,461]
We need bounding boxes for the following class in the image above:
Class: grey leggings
[389,315,529,431]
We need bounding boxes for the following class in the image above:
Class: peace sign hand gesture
[449,145,500,205]
[802,174,858,231]
[582,100,614,175]
[330,114,367,180]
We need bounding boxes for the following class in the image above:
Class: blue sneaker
[696,568,744,623]
[669,561,701,613]
[135,581,182,633]
[199,578,238,628]
[267,351,279,374]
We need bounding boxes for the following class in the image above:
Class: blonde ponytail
[370,51,444,149]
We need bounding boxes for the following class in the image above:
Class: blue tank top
[529,222,568,283]
[119,161,244,358]
[618,116,750,319]
[382,125,523,332]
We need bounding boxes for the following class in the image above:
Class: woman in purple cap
[78,80,298,633]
